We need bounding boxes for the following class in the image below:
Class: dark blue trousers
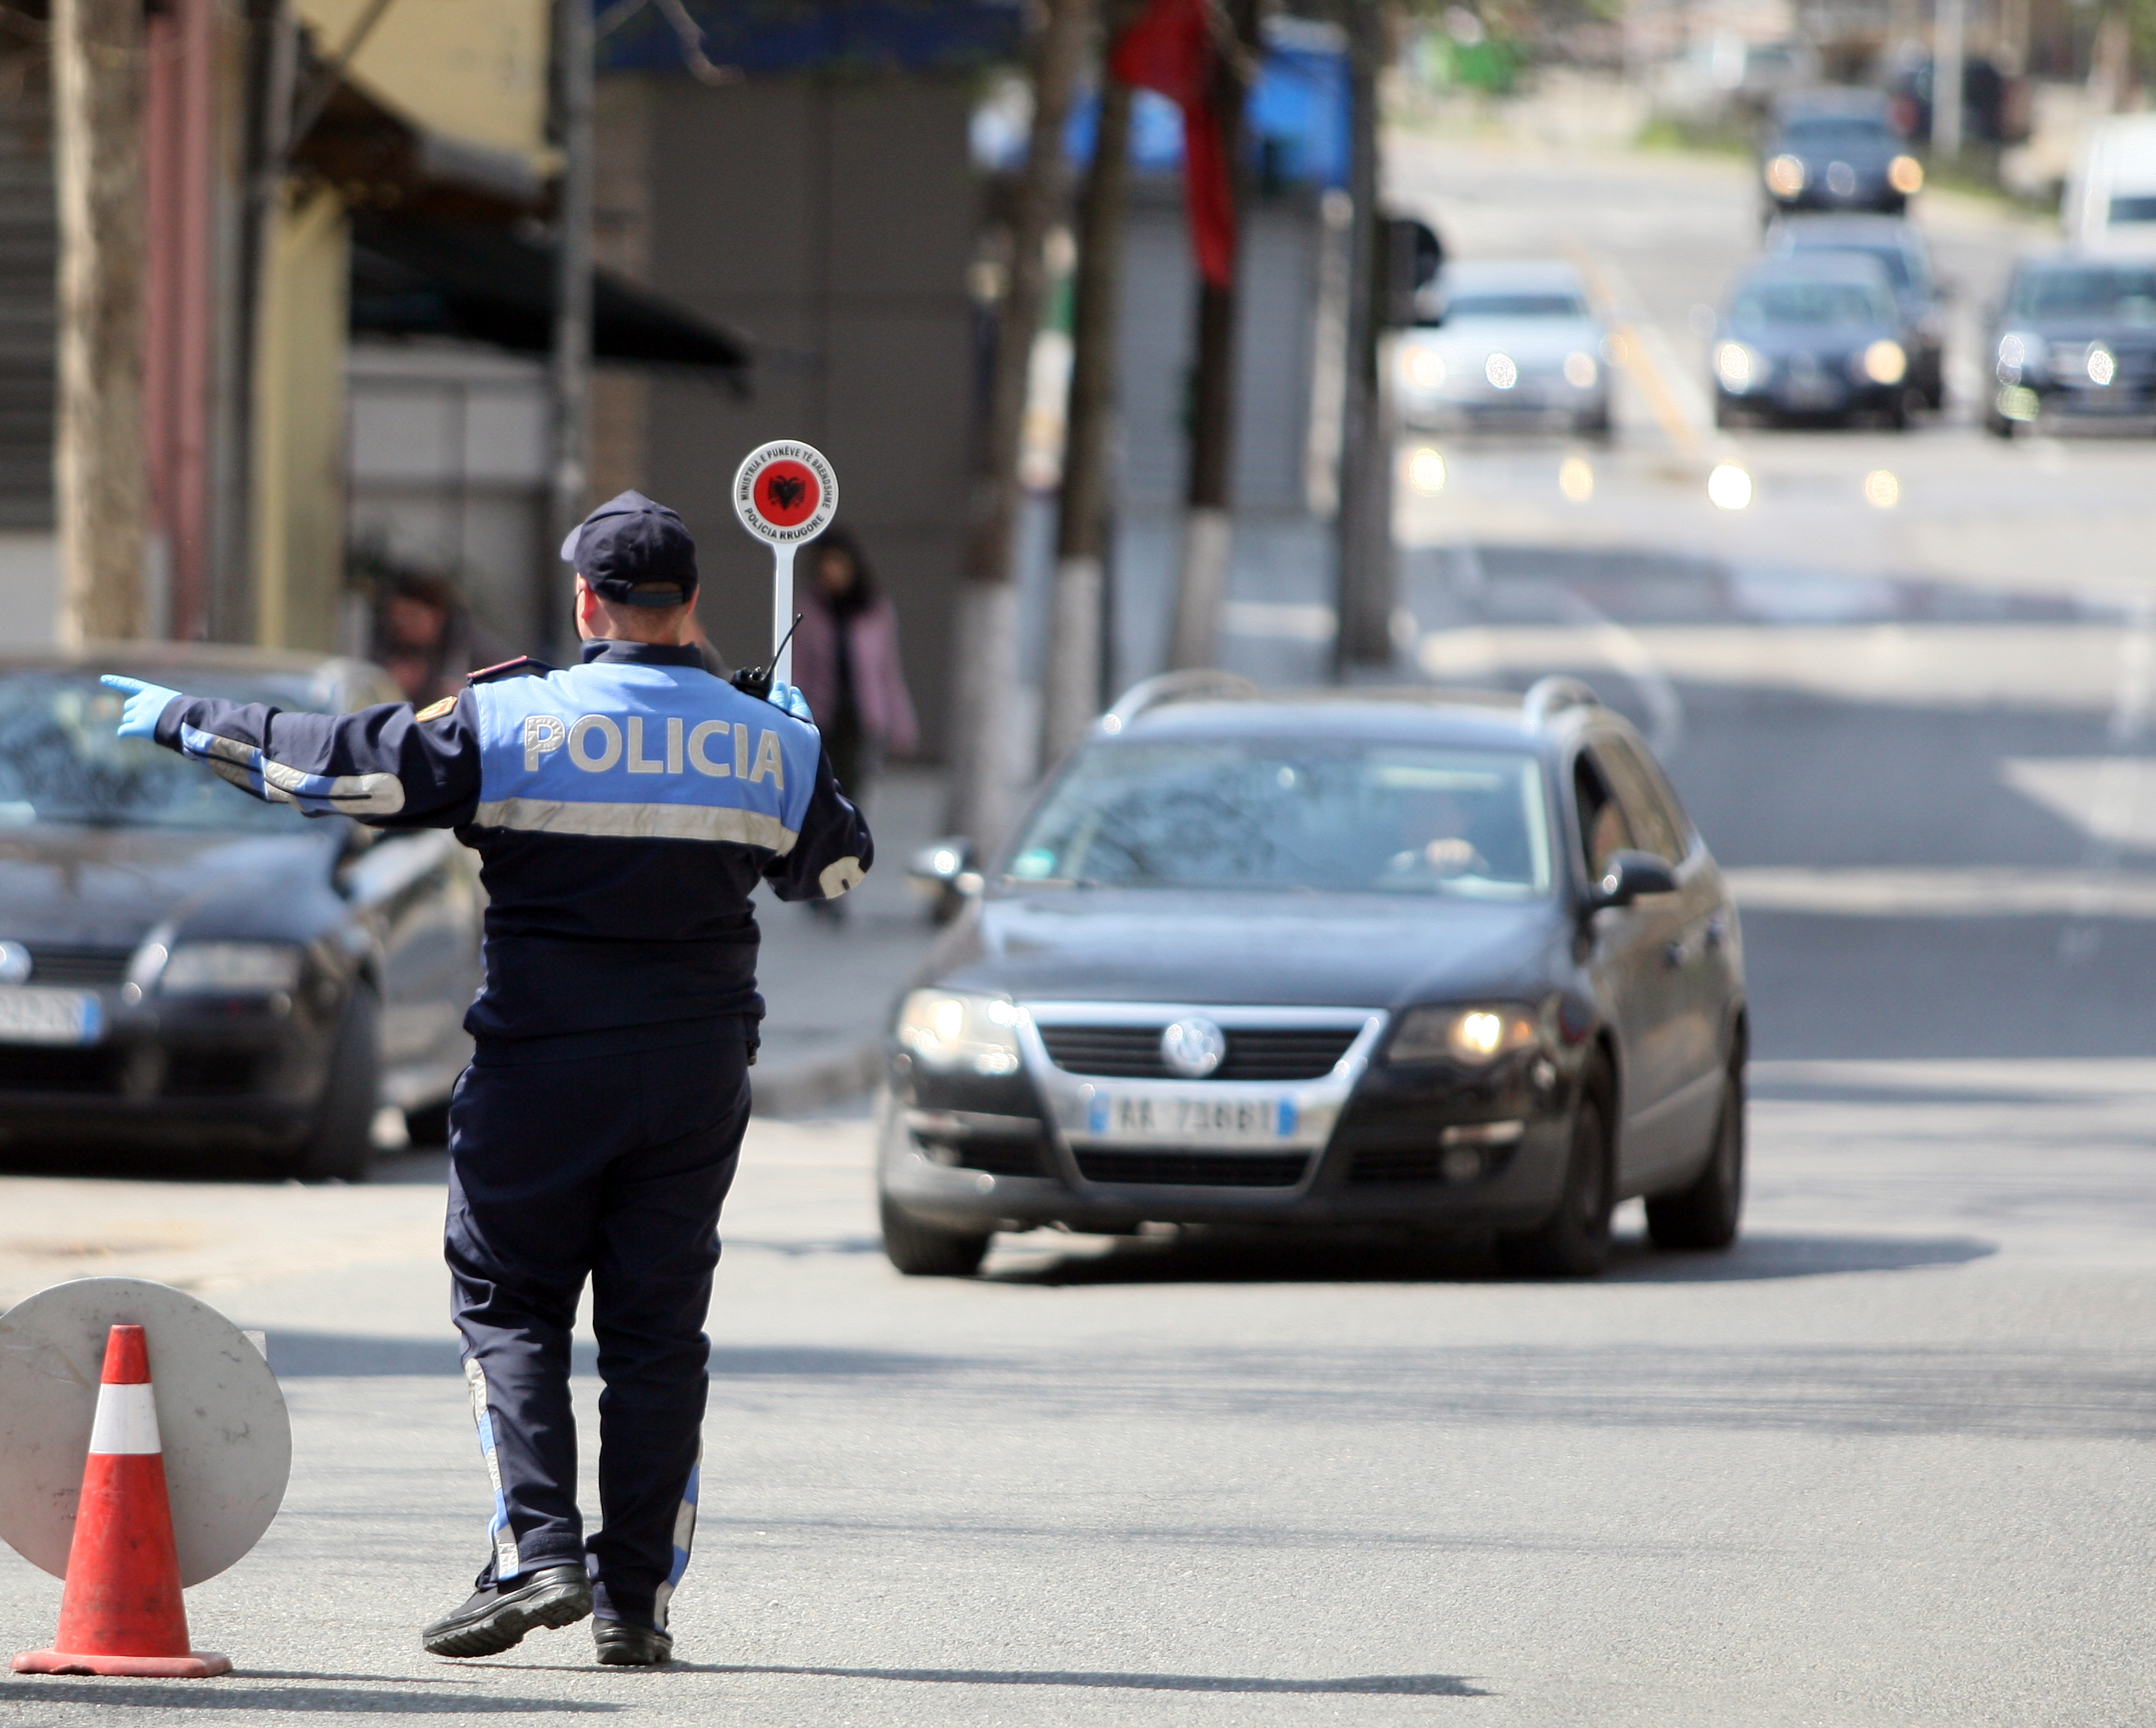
[444,1021,750,1631]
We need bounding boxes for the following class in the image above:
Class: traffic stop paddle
[731,440,837,690]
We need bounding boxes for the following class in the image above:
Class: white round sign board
[732,440,837,546]
[0,1278,291,1586]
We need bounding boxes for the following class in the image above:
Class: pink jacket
[790,595,919,757]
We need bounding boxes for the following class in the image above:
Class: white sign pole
[772,542,796,688]
[731,440,837,694]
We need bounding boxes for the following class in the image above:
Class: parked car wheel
[290,980,380,1183]
[1497,1065,1614,1278]
[880,1195,991,1277]
[403,1097,453,1148]
[1646,1060,1746,1250]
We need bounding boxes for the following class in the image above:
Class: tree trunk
[1165,0,1258,673]
[548,0,596,662]
[1042,67,1133,768]
[54,0,148,645]
[945,0,1093,846]
[1332,0,1393,673]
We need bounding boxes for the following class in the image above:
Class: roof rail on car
[1521,675,1600,729]
[1098,670,1259,735]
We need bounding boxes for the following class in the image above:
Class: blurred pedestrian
[791,525,918,805]
[370,567,513,706]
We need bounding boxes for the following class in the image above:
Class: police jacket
[151,640,872,1042]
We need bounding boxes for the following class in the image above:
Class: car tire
[1645,1062,1745,1251]
[290,980,380,1183]
[1886,391,1912,431]
[1985,413,2016,440]
[880,1195,991,1278]
[1712,398,1737,429]
[1574,407,1613,440]
[1497,1067,1614,1278]
[403,1097,452,1148]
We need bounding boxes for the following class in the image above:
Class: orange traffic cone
[11,1324,231,1677]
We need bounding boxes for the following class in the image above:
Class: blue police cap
[559,491,699,607]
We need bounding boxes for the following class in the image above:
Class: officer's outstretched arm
[103,676,483,828]
[764,747,873,902]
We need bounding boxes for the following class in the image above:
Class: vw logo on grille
[0,941,28,985]
[1160,1017,1226,1078]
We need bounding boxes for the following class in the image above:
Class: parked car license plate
[0,986,103,1046]
[1087,1091,1296,1144]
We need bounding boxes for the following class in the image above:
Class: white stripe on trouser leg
[650,1446,700,1630]
[464,1358,519,1581]
[87,1382,161,1455]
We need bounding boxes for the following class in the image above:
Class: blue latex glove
[767,682,813,724]
[101,674,183,740]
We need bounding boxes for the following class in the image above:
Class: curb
[750,1041,885,1117]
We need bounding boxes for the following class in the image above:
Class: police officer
[103,492,871,1667]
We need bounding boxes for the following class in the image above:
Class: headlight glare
[1861,339,1907,385]
[1714,341,1761,392]
[1563,351,1597,388]
[1996,332,2045,383]
[159,941,303,996]
[1764,154,1807,196]
[897,990,1022,1075]
[1388,1003,1538,1066]
[1888,155,1925,195]
[1404,346,1447,389]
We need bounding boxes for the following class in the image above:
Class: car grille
[1073,1147,1310,1187]
[22,944,133,987]
[0,1046,123,1093]
[1348,1147,1448,1183]
[1038,1026,1358,1082]
[162,1050,265,1098]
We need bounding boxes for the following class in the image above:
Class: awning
[349,213,754,389]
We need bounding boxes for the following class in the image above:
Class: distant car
[1396,260,1613,437]
[1986,254,2156,435]
[2063,114,2156,257]
[879,673,1748,1281]
[1765,213,1946,406]
[0,646,483,1178]
[1758,88,1925,223]
[1712,254,1917,427]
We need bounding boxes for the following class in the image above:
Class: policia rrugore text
[103,491,873,1667]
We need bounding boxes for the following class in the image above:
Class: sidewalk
[747,764,947,1114]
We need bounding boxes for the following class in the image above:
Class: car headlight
[1859,339,1907,385]
[1563,351,1598,388]
[1387,1004,1538,1067]
[1403,346,1447,389]
[2086,344,2117,386]
[1996,332,2046,384]
[896,990,1022,1076]
[1888,154,1925,195]
[1714,341,1763,392]
[159,941,303,996]
[1764,154,1807,197]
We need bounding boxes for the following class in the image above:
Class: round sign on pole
[732,441,837,689]
[0,1278,291,1587]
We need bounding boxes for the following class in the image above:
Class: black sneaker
[593,1619,674,1666]
[421,1563,593,1658]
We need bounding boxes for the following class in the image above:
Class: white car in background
[2065,114,2156,257]
[1396,260,1614,438]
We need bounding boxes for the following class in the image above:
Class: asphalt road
[5,140,2156,1724]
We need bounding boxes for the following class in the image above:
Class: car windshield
[2008,266,2156,323]
[1006,739,1553,899]
[1780,119,1892,150]
[0,670,327,831]
[1730,278,1892,329]
[1443,293,1588,319]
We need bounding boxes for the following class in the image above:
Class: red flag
[1109,0,1236,288]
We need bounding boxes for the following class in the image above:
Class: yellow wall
[254,188,350,653]
[296,0,550,160]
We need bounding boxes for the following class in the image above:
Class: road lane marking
[1571,250,1708,460]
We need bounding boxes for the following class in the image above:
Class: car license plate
[0,986,103,1046]
[1087,1091,1296,1144]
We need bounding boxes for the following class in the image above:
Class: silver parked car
[1396,260,1614,437]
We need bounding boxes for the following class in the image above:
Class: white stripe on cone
[86,1383,161,1456]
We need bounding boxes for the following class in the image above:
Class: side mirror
[1585,849,1678,912]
